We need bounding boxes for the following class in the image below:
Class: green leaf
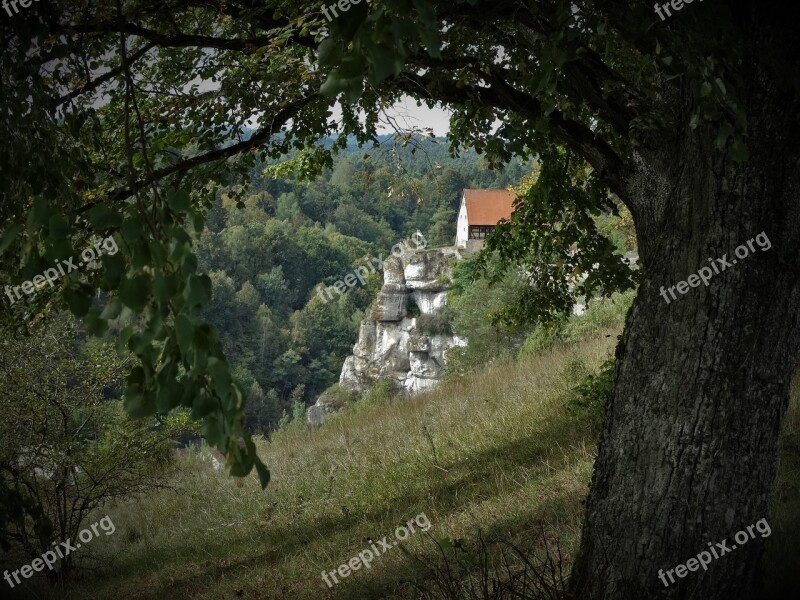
[338,54,367,79]
[0,224,21,256]
[153,271,177,304]
[101,253,125,288]
[317,38,342,68]
[193,392,218,420]
[83,307,108,336]
[119,275,151,311]
[699,82,712,97]
[208,358,232,399]
[100,297,123,320]
[43,238,73,264]
[254,458,271,489]
[124,368,155,418]
[149,240,168,268]
[716,123,733,150]
[156,373,180,412]
[174,314,194,355]
[120,214,143,243]
[179,250,198,277]
[229,433,256,477]
[48,214,69,239]
[229,457,250,477]
[116,325,135,354]
[320,72,348,97]
[64,285,92,317]
[337,1,369,39]
[131,240,152,270]
[192,212,205,234]
[167,188,191,213]
[369,44,404,83]
[186,274,212,308]
[169,225,192,246]
[28,196,50,229]
[87,205,123,230]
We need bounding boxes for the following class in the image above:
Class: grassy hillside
[18,295,799,600]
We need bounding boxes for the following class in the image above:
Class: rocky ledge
[307,247,466,425]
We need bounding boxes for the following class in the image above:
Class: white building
[455,189,516,252]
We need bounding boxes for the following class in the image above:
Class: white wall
[456,195,469,248]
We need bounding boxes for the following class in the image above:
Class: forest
[197,138,529,432]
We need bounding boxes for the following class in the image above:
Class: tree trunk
[569,8,800,600]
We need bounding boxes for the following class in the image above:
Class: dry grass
[14,297,799,600]
[35,327,612,600]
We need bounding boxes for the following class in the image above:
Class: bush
[568,358,615,428]
[448,263,533,373]
[351,380,395,415]
[318,383,358,409]
[0,319,176,581]
[559,290,635,342]
[519,290,635,360]
[277,384,308,431]
[417,306,455,335]
[561,356,590,385]
[518,320,566,357]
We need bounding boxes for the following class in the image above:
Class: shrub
[568,358,615,428]
[0,319,176,581]
[351,380,395,415]
[559,290,635,342]
[417,306,455,335]
[318,383,358,409]
[408,297,422,317]
[434,273,452,286]
[448,263,533,372]
[518,320,566,357]
[519,290,634,360]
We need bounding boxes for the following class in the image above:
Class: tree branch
[394,71,632,204]
[56,41,155,107]
[77,92,323,212]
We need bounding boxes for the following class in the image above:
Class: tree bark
[569,8,800,600]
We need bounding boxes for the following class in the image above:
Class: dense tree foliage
[196,140,527,433]
[0,319,185,579]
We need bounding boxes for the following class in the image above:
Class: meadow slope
[21,298,799,600]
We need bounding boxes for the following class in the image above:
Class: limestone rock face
[306,386,348,426]
[373,283,408,321]
[383,256,406,285]
[327,249,467,415]
[404,252,452,291]
[307,247,467,425]
[412,290,448,314]
[307,400,338,426]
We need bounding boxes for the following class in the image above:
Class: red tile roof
[463,189,516,225]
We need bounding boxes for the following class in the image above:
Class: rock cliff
[307,247,466,425]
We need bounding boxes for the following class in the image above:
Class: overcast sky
[376,98,453,137]
[251,96,455,138]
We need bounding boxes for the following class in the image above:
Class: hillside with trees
[195,139,529,432]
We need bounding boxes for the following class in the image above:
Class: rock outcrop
[308,247,466,425]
